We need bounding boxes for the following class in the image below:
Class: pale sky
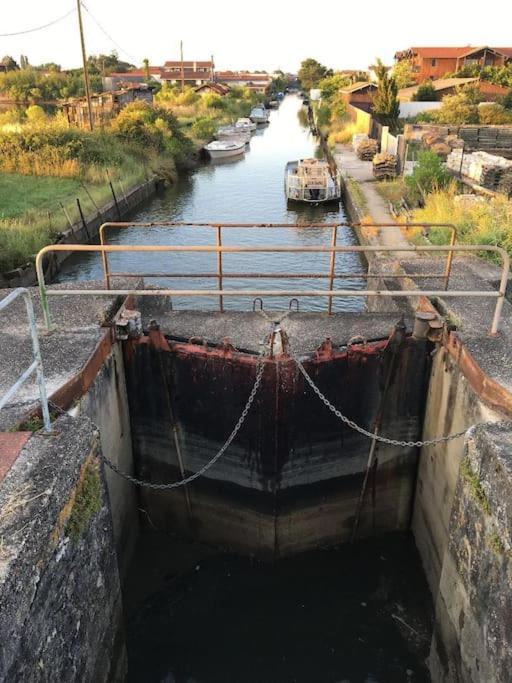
[2,0,512,73]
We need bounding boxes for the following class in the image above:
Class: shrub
[202,93,226,110]
[413,82,437,102]
[191,116,217,140]
[478,103,512,124]
[405,150,450,204]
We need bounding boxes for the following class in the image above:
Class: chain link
[100,354,265,489]
[288,343,511,447]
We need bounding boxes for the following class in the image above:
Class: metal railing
[35,241,509,335]
[0,288,51,432]
[97,222,458,314]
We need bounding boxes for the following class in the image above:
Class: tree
[393,59,416,89]
[1,55,19,71]
[371,58,400,131]
[298,58,331,91]
[435,85,482,124]
[501,90,512,110]
[413,82,437,101]
[143,58,150,82]
[19,55,30,69]
[318,73,350,100]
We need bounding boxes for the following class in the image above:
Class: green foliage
[405,150,450,203]
[460,458,491,515]
[371,59,400,131]
[25,104,46,123]
[393,59,416,89]
[191,116,217,140]
[66,459,102,543]
[1,55,18,71]
[315,103,332,126]
[447,63,512,89]
[479,103,512,124]
[318,73,350,100]
[433,85,482,124]
[413,82,437,102]
[202,93,226,110]
[86,51,134,75]
[501,90,512,110]
[0,67,102,101]
[298,58,332,91]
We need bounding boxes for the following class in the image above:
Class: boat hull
[206,146,245,159]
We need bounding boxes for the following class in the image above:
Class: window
[431,59,437,67]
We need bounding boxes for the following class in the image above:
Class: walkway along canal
[58,95,365,312]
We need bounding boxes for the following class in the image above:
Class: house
[62,85,154,129]
[398,78,510,102]
[395,47,512,83]
[339,82,377,109]
[214,71,271,94]
[103,68,162,91]
[194,82,231,96]
[161,60,214,87]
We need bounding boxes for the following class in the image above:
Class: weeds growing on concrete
[460,457,491,515]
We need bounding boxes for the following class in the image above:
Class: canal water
[58,95,364,312]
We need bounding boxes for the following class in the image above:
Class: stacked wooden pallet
[356,138,378,161]
[497,168,512,197]
[447,150,512,191]
[372,153,398,179]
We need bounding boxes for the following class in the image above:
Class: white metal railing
[0,288,51,432]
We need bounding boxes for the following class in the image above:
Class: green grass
[0,174,82,219]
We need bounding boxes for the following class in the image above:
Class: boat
[235,117,257,131]
[216,125,251,144]
[204,140,246,160]
[284,158,342,203]
[268,100,279,109]
[249,106,270,124]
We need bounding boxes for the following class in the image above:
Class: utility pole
[180,40,185,92]
[76,0,94,131]
[211,54,215,82]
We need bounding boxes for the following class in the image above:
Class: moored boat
[284,158,341,203]
[235,117,257,131]
[205,139,246,160]
[249,106,270,124]
[215,126,251,144]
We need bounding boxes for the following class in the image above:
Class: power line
[80,2,138,64]
[0,7,76,37]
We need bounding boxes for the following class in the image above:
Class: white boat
[205,140,246,160]
[235,117,257,131]
[249,106,270,124]
[284,159,342,203]
[216,126,251,143]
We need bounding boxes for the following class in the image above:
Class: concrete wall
[0,416,126,682]
[412,345,512,681]
[78,344,138,578]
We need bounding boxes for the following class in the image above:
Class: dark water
[124,532,432,683]
[58,95,364,312]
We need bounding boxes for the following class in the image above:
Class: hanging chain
[287,342,511,448]
[100,353,265,489]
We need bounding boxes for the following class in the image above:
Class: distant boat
[235,117,257,131]
[215,126,251,143]
[249,106,270,124]
[285,158,341,203]
[205,140,246,160]
[268,100,279,109]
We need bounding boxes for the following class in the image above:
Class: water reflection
[58,95,364,312]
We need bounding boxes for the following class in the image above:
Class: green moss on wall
[460,457,491,515]
[66,459,102,543]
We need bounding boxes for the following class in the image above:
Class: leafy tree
[1,55,19,71]
[501,90,512,110]
[371,58,400,131]
[143,58,150,81]
[412,82,437,101]
[318,73,350,100]
[434,85,482,124]
[298,58,331,91]
[19,55,30,69]
[87,52,134,75]
[393,59,416,89]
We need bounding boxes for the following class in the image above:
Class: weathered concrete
[428,424,512,682]
[0,415,126,682]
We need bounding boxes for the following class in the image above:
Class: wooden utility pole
[180,40,185,92]
[211,54,215,82]
[76,0,94,131]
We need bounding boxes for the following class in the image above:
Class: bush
[202,93,226,110]
[191,116,217,140]
[478,103,512,124]
[405,150,450,204]
[413,82,437,101]
[434,85,482,124]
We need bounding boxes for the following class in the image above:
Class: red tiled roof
[164,60,213,68]
[216,72,270,82]
[109,68,161,77]
[397,46,512,60]
[161,71,212,80]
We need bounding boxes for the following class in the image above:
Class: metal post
[444,226,457,290]
[327,225,337,315]
[491,250,510,336]
[76,197,91,240]
[99,224,111,290]
[109,181,122,219]
[216,225,224,312]
[23,293,52,433]
[76,0,94,131]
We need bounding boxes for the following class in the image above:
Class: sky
[2,0,512,73]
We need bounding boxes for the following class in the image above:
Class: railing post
[216,225,224,312]
[23,291,52,432]
[99,223,111,290]
[327,225,337,315]
[444,226,456,291]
